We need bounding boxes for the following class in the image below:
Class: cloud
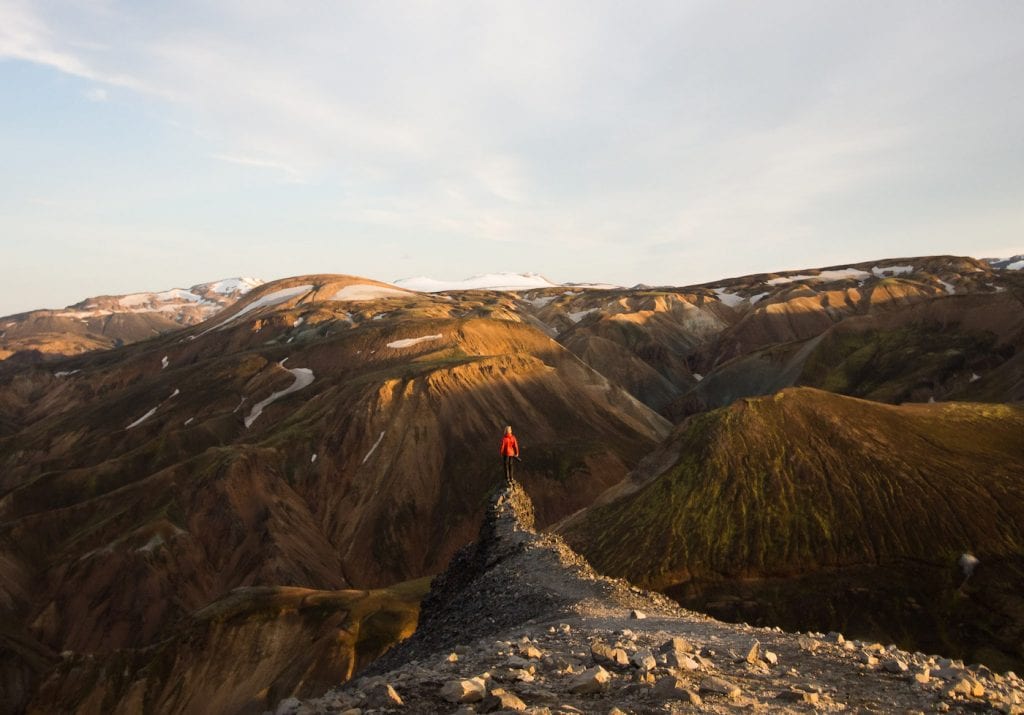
[1,0,1023,288]
[211,153,304,183]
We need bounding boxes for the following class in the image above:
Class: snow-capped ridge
[393,272,560,293]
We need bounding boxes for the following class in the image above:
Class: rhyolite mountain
[0,255,1021,713]
[0,277,263,363]
[560,388,1024,671]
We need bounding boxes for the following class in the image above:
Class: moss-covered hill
[562,388,1024,668]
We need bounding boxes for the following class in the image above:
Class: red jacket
[500,433,519,457]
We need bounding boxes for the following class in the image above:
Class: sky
[1,1,1023,315]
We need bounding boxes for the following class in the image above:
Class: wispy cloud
[211,153,304,183]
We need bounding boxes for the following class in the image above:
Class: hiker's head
[505,425,512,435]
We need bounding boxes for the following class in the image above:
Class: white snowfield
[244,364,315,428]
[119,289,208,308]
[711,288,745,308]
[331,284,412,301]
[567,308,597,323]
[1008,260,1024,271]
[872,265,914,277]
[200,277,264,295]
[387,334,443,349]
[765,268,870,286]
[937,279,956,295]
[200,284,312,335]
[161,355,169,369]
[748,292,769,304]
[394,272,559,293]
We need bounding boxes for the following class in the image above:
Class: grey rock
[479,689,527,712]
[591,642,629,668]
[568,666,611,694]
[777,689,820,704]
[763,650,778,666]
[883,658,909,674]
[699,676,741,699]
[654,675,703,704]
[629,649,656,671]
[658,637,694,655]
[629,610,647,620]
[797,635,820,652]
[441,677,488,703]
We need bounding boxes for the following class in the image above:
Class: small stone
[508,655,532,668]
[883,658,909,674]
[763,651,778,666]
[658,637,694,655]
[479,690,527,712]
[607,709,628,715]
[447,652,459,662]
[630,609,647,620]
[591,642,629,668]
[520,644,544,660]
[859,653,879,666]
[744,640,760,664]
[667,652,700,671]
[568,666,611,694]
[827,631,845,644]
[364,683,403,708]
[558,624,572,634]
[865,643,886,654]
[777,690,820,704]
[913,669,931,685]
[654,675,703,704]
[441,677,488,703]
[509,668,535,683]
[699,676,741,699]
[630,649,657,671]
[797,636,820,652]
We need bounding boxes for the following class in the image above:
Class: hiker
[500,425,520,480]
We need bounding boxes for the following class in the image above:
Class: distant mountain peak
[393,272,561,292]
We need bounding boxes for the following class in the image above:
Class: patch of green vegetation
[799,324,997,402]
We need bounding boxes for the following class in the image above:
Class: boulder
[699,676,741,699]
[568,666,611,694]
[440,677,488,703]
[654,675,703,704]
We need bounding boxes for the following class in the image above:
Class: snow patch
[331,284,412,301]
[712,288,745,308]
[693,373,704,381]
[969,372,981,383]
[524,295,557,308]
[362,431,386,464]
[765,268,870,286]
[184,417,194,426]
[567,309,597,323]
[293,316,305,327]
[54,369,80,377]
[244,366,315,428]
[387,334,443,349]
[937,280,956,295]
[959,552,980,578]
[872,265,914,277]
[1008,260,1024,271]
[200,285,312,334]
[311,453,317,463]
[748,292,769,304]
[138,535,164,552]
[161,355,169,369]
[202,277,264,295]
[126,406,159,430]
[394,272,559,293]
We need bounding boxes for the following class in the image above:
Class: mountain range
[0,255,1022,713]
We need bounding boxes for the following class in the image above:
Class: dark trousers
[503,455,515,481]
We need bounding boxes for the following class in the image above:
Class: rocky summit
[285,481,1024,714]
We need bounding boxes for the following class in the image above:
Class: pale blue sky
[2,1,1022,314]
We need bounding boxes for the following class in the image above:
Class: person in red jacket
[500,425,520,481]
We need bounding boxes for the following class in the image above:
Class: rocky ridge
[283,481,1024,714]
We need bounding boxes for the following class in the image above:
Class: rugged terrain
[287,481,1024,714]
[0,256,1021,713]
[0,277,262,362]
[561,388,1024,671]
